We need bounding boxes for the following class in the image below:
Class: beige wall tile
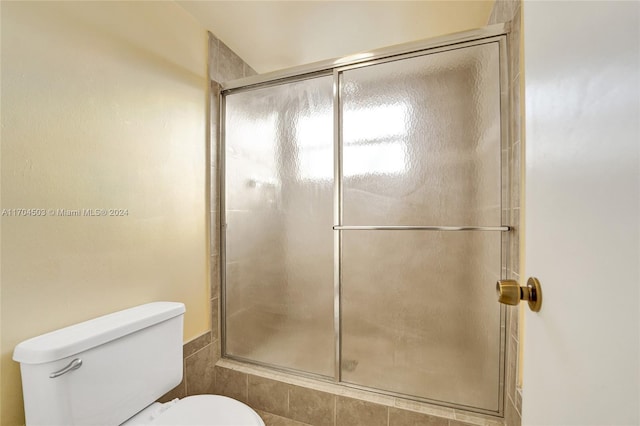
[256,410,312,426]
[215,360,511,426]
[511,140,521,209]
[448,421,476,426]
[492,1,518,24]
[244,62,258,77]
[213,338,221,365]
[393,399,455,419]
[509,305,519,341]
[487,6,498,25]
[502,148,510,222]
[248,375,290,417]
[504,398,521,426]
[389,407,448,426]
[506,336,518,402]
[210,80,221,135]
[160,332,220,403]
[509,8,521,85]
[183,331,212,358]
[211,297,219,340]
[210,210,221,257]
[210,253,220,299]
[452,411,504,426]
[186,344,216,395]
[510,75,521,142]
[336,396,388,426]
[217,39,245,83]
[215,366,248,403]
[509,209,521,277]
[289,385,335,426]
[208,32,220,82]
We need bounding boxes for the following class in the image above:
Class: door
[223,75,335,377]
[523,1,639,424]
[337,42,507,413]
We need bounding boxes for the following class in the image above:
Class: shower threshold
[214,358,505,426]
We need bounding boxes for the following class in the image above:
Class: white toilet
[13,302,264,426]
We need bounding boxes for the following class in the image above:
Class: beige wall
[0,2,210,424]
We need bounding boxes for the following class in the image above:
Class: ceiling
[177,1,495,74]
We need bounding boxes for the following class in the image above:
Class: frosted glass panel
[340,43,504,412]
[342,43,501,226]
[224,76,334,377]
[221,39,507,411]
[341,231,502,411]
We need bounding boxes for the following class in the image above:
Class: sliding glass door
[339,43,504,411]
[223,76,335,377]
[222,37,507,413]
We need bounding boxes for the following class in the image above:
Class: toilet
[13,302,264,426]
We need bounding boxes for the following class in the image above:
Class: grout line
[245,374,249,403]
[213,364,217,394]
[184,362,190,396]
[185,342,212,362]
[183,332,212,359]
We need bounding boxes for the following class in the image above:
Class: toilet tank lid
[13,302,185,364]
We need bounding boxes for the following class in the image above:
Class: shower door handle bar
[333,225,510,231]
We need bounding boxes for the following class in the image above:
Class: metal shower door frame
[218,23,511,416]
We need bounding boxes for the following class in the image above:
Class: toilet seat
[150,395,264,426]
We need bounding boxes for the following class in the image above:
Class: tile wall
[157,32,256,405]
[158,332,218,401]
[488,1,524,426]
[213,360,504,426]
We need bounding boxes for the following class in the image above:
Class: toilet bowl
[13,302,264,426]
[123,395,264,426]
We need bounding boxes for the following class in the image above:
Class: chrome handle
[333,225,510,231]
[496,277,543,312]
[49,358,82,378]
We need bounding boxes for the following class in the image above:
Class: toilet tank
[13,302,185,426]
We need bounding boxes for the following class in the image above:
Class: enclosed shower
[219,27,510,415]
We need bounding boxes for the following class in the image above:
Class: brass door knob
[496,277,542,312]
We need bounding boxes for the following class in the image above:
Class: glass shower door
[339,42,505,411]
[223,75,335,377]
[222,34,509,414]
